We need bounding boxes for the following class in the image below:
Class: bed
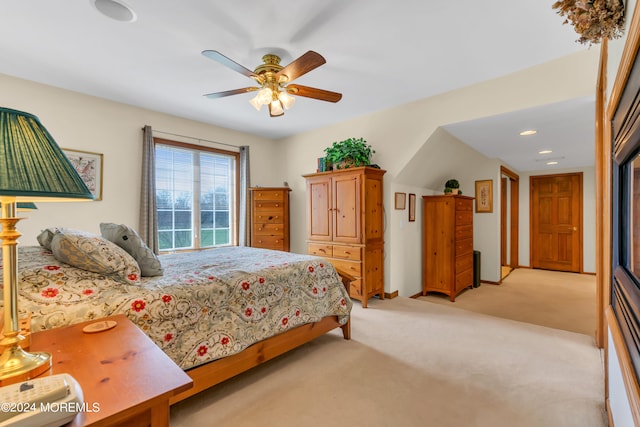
[6,242,352,403]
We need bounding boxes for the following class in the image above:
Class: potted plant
[444,179,460,195]
[324,137,375,169]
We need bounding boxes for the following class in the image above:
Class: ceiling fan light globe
[257,88,273,105]
[249,95,263,111]
[270,100,284,116]
[278,91,296,110]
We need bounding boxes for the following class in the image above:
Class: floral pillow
[50,229,140,284]
[36,227,60,250]
[100,223,163,277]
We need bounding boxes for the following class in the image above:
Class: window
[612,47,640,380]
[154,139,239,251]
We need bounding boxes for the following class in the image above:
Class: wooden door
[306,175,332,241]
[501,177,508,266]
[530,173,582,272]
[332,172,361,244]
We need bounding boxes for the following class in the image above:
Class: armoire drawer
[330,258,362,278]
[332,245,362,261]
[308,243,333,257]
[349,279,363,298]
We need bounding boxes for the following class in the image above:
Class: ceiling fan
[202,50,342,117]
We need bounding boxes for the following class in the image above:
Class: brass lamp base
[0,345,51,386]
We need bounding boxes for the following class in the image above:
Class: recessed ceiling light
[546,161,558,165]
[92,0,137,22]
[520,130,537,136]
[539,150,553,154]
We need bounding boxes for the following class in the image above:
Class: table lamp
[0,107,93,384]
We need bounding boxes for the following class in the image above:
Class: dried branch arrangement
[553,0,625,44]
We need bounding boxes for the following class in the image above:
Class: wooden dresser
[249,187,291,252]
[422,194,474,301]
[303,167,385,308]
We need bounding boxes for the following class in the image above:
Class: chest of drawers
[422,195,474,301]
[250,187,290,252]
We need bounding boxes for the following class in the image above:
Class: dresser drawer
[455,268,473,289]
[254,212,284,224]
[252,190,285,201]
[332,245,362,261]
[455,211,473,225]
[253,235,285,249]
[455,254,473,274]
[254,201,285,210]
[455,198,473,211]
[308,243,333,257]
[455,225,473,240]
[330,258,362,278]
[455,238,473,256]
[253,223,284,236]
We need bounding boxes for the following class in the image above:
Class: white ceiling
[0,1,594,171]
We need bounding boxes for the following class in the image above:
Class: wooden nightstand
[30,314,192,427]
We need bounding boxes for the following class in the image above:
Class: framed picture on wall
[395,192,406,210]
[63,149,103,201]
[475,179,493,213]
[408,193,416,222]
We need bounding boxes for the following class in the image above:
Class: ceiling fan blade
[286,84,342,103]
[204,87,259,99]
[275,51,326,82]
[202,50,260,80]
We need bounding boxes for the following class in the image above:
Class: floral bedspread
[4,246,352,370]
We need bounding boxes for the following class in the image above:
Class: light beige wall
[0,73,281,245]
[517,166,596,273]
[278,49,599,296]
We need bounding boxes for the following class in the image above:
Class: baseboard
[384,290,399,299]
[409,292,422,299]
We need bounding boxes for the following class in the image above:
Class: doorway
[500,166,519,281]
[530,172,583,273]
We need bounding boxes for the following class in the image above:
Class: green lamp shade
[16,202,37,210]
[0,203,38,210]
[0,107,94,201]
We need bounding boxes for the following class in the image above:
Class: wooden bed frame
[169,268,355,404]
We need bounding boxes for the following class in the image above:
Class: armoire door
[306,176,332,241]
[332,172,361,244]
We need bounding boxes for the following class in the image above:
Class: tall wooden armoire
[249,187,291,252]
[303,167,385,308]
[422,194,474,301]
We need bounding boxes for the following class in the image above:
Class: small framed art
[63,148,103,201]
[408,193,416,222]
[395,192,406,210]
[475,179,493,213]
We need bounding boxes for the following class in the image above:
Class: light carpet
[418,268,596,336]
[170,296,605,427]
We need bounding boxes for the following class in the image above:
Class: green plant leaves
[324,137,374,168]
